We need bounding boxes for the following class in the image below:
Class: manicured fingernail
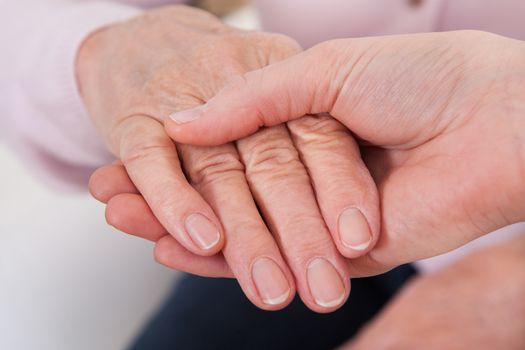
[185,213,220,250]
[252,257,291,305]
[338,208,372,251]
[307,258,345,308]
[169,104,207,124]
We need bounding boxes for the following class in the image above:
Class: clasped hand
[84,6,525,313]
[83,6,379,313]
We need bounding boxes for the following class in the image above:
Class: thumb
[164,45,341,145]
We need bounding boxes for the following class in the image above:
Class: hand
[345,234,525,349]
[165,30,525,276]
[83,6,381,312]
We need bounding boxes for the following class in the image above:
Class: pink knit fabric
[2,0,524,188]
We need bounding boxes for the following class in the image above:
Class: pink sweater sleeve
[0,0,184,190]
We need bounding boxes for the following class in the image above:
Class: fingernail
[185,213,220,250]
[252,257,291,305]
[307,258,346,308]
[338,208,372,251]
[169,104,207,124]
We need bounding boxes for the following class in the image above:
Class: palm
[356,109,520,274]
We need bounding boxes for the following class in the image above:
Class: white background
[0,144,177,350]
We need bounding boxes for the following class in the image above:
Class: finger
[117,115,224,256]
[164,45,338,145]
[106,193,167,242]
[154,235,233,278]
[105,194,234,278]
[178,142,295,310]
[90,163,169,242]
[287,114,380,258]
[89,163,139,203]
[237,125,351,313]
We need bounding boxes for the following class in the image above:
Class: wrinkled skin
[81,6,381,312]
[165,30,525,276]
[84,13,525,346]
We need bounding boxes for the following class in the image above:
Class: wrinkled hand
[83,6,381,312]
[345,234,525,349]
[165,30,525,276]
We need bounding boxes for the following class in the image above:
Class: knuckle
[288,114,351,148]
[252,32,302,58]
[276,215,334,259]
[186,148,245,187]
[240,128,307,181]
[121,140,175,167]
[117,116,176,166]
[246,144,298,170]
[282,213,326,235]
[267,33,301,50]
[273,38,302,59]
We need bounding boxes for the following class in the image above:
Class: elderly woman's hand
[83,6,381,312]
[165,30,525,276]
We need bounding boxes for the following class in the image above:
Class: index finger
[116,114,225,256]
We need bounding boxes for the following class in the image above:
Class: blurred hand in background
[345,233,525,349]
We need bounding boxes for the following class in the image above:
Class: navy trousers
[130,265,416,350]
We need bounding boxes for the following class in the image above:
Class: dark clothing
[130,265,416,350]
